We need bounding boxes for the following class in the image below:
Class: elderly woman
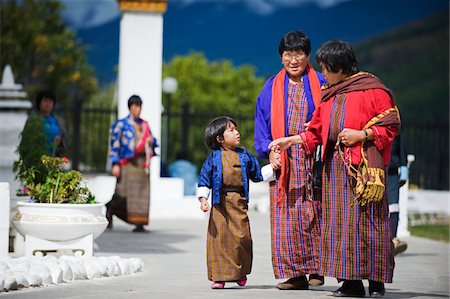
[254,30,327,290]
[269,40,399,298]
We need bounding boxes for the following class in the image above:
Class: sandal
[211,281,225,289]
[236,276,247,286]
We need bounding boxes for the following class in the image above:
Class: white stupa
[0,65,31,192]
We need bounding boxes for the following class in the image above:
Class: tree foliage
[162,52,265,168]
[0,0,97,107]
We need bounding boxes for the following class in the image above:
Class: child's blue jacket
[198,148,263,205]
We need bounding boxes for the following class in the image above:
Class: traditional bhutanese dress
[300,73,398,282]
[198,148,263,282]
[254,66,326,279]
[108,115,154,226]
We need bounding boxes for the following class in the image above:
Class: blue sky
[60,0,353,29]
[59,0,449,84]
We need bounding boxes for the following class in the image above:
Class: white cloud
[59,0,353,28]
[60,0,119,29]
[176,0,352,15]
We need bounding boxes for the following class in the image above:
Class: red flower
[61,157,69,163]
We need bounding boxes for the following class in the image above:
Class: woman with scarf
[269,40,399,298]
[107,95,156,232]
[254,30,327,290]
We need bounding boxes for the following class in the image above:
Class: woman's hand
[111,164,121,177]
[337,128,371,147]
[304,121,311,131]
[268,135,302,152]
[199,197,210,212]
[269,150,282,170]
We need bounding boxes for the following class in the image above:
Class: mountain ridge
[74,1,448,85]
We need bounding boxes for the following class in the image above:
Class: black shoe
[276,276,309,290]
[333,280,365,297]
[132,225,149,233]
[369,280,385,298]
[308,274,325,286]
[106,209,113,229]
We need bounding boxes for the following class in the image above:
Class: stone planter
[12,201,108,257]
[9,195,29,255]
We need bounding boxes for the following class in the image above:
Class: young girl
[198,116,263,289]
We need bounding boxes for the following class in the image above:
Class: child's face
[219,121,240,149]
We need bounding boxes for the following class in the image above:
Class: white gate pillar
[117,0,167,179]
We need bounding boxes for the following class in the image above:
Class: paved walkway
[2,211,449,299]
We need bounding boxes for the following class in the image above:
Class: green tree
[0,0,97,107]
[162,52,265,168]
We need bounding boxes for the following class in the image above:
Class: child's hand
[199,197,210,212]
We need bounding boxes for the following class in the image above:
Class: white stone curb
[0,255,144,292]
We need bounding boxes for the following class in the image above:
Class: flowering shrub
[14,155,96,204]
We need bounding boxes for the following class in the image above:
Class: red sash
[120,119,153,168]
[271,64,321,205]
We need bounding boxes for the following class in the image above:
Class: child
[198,116,263,289]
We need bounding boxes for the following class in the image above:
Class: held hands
[111,164,121,177]
[269,150,282,170]
[337,128,370,147]
[199,197,210,212]
[268,135,302,153]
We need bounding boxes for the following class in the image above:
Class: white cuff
[389,203,399,213]
[261,164,276,182]
[197,186,210,200]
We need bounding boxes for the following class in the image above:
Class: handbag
[312,145,323,189]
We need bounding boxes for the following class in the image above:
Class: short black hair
[128,95,142,109]
[315,40,359,75]
[204,116,237,150]
[278,30,311,56]
[35,90,56,111]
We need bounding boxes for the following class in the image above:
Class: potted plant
[12,155,108,256]
[14,155,96,204]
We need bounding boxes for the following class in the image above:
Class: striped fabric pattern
[320,94,394,282]
[270,81,322,279]
[206,150,252,281]
[108,153,150,225]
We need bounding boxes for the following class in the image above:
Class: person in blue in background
[107,95,157,233]
[168,150,198,195]
[388,133,409,255]
[197,116,263,289]
[34,90,68,156]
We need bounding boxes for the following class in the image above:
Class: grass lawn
[410,225,449,242]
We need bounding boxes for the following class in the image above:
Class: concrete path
[2,211,449,298]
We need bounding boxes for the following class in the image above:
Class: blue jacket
[110,114,157,165]
[198,148,263,205]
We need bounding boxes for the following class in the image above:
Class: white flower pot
[12,201,108,242]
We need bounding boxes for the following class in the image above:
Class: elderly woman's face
[281,50,309,81]
[319,62,346,85]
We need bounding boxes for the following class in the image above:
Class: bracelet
[363,130,368,141]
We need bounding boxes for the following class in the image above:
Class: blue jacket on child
[198,148,263,206]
